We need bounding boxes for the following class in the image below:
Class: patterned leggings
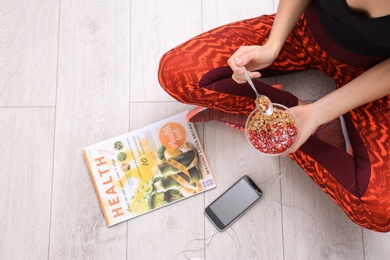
[158,13,390,232]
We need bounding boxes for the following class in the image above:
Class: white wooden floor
[1,0,390,259]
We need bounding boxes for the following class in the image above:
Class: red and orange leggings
[158,13,390,232]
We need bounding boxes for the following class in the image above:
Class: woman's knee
[158,48,202,104]
[158,50,176,88]
[158,50,185,91]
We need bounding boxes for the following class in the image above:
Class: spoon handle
[240,66,260,97]
[240,65,274,115]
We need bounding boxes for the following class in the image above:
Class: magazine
[83,111,216,226]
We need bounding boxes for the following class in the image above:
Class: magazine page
[83,111,216,226]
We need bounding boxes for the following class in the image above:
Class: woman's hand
[287,103,320,154]
[287,57,390,154]
[227,44,278,83]
[226,0,311,82]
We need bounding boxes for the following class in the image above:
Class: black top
[317,0,390,57]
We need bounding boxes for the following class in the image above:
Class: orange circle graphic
[159,122,186,152]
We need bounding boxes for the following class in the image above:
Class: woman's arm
[288,57,390,153]
[266,0,311,55]
[228,0,311,80]
[314,57,390,126]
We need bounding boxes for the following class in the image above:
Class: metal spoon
[240,65,273,115]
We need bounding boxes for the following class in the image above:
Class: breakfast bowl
[245,103,299,156]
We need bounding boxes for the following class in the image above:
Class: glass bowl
[245,103,299,156]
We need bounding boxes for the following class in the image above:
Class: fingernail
[234,57,243,65]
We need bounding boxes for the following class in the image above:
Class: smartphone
[205,175,263,231]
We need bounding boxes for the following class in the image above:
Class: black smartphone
[205,175,263,231]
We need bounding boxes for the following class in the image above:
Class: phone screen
[205,175,263,231]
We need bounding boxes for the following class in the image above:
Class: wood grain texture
[202,0,275,32]
[203,122,283,260]
[281,159,364,260]
[277,69,336,102]
[176,7,283,258]
[363,230,390,260]
[0,0,59,107]
[130,0,202,103]
[278,70,365,260]
[1,0,390,259]
[127,102,207,260]
[49,1,130,259]
[0,108,55,259]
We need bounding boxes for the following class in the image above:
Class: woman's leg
[286,19,390,231]
[158,13,390,231]
[292,95,390,232]
[158,14,305,116]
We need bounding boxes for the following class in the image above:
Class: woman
[158,0,390,232]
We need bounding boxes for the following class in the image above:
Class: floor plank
[0,0,59,107]
[130,0,202,103]
[127,102,207,260]
[281,159,364,260]
[277,69,336,103]
[202,0,275,31]
[2,0,390,259]
[278,70,365,260]
[203,122,284,260]
[0,108,55,259]
[49,1,130,258]
[363,230,390,260]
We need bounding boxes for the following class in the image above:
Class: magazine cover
[83,111,216,226]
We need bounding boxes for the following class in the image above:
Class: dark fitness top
[317,0,390,57]
[304,0,390,68]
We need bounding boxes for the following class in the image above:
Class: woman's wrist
[309,102,328,127]
[263,40,282,60]
[309,95,346,127]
